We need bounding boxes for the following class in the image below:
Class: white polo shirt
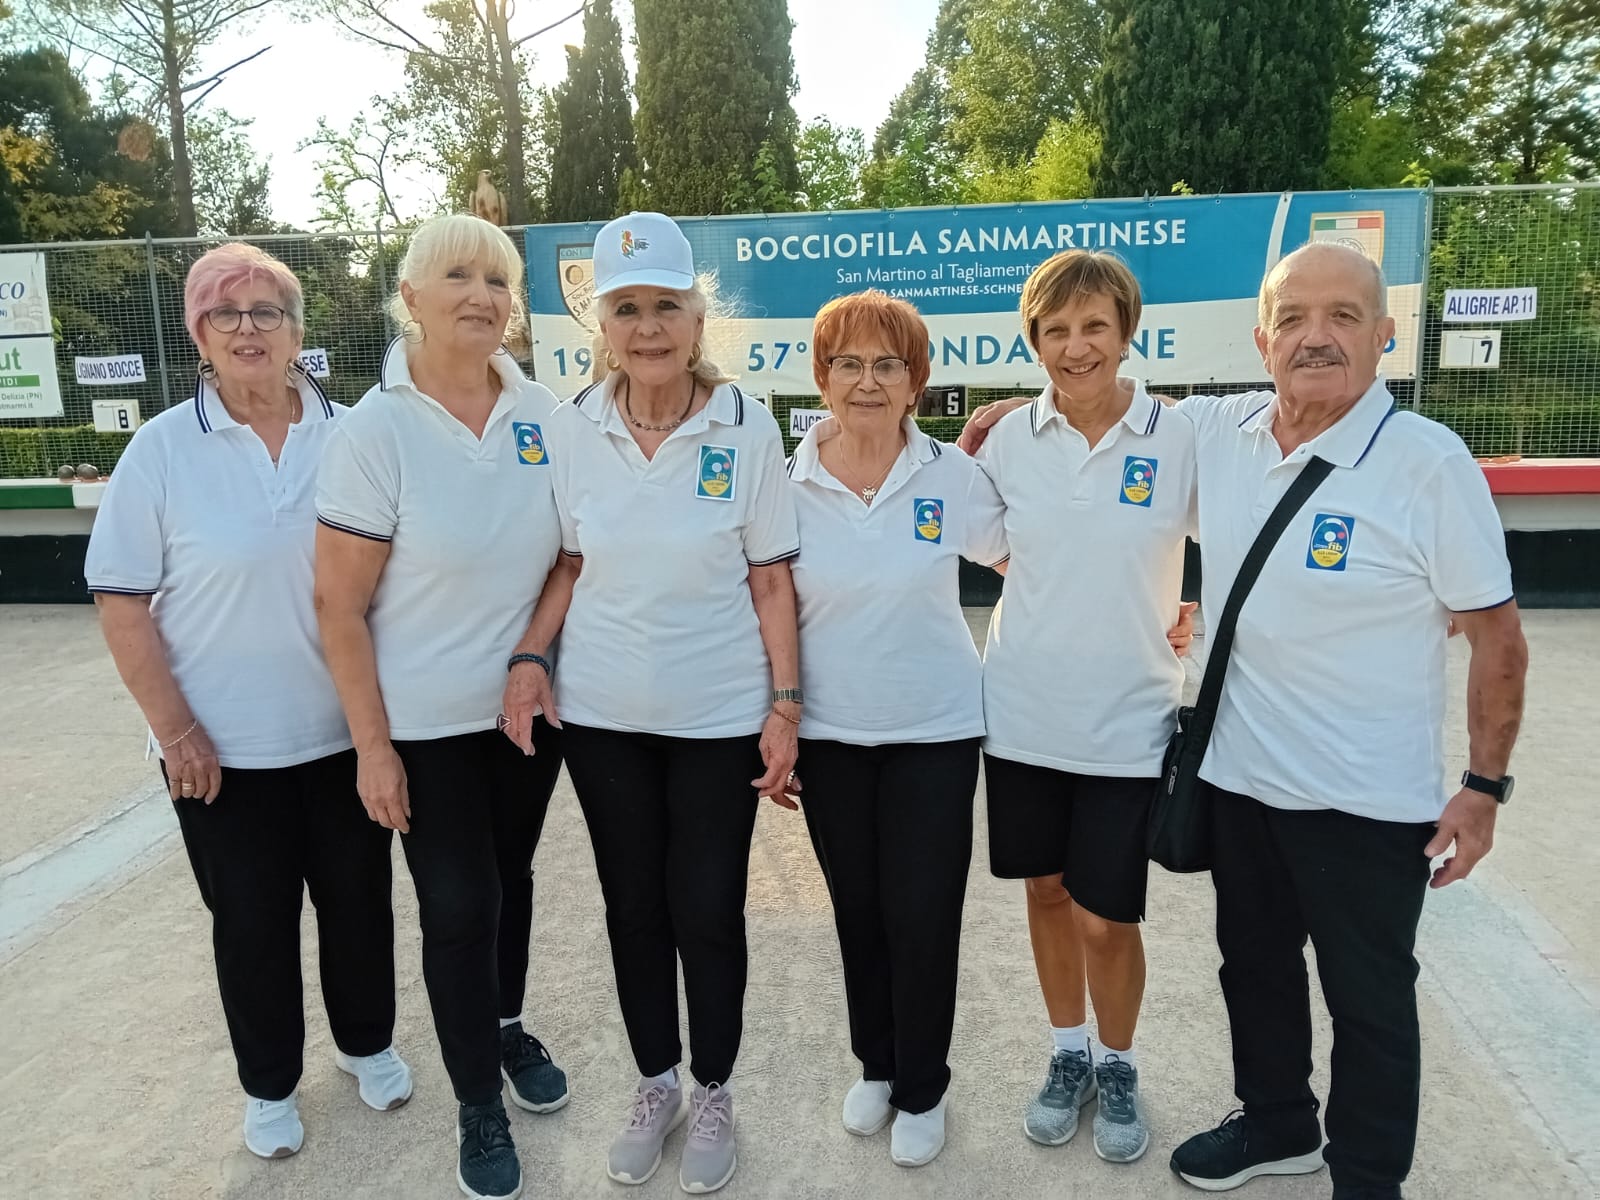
[789,416,1008,746]
[977,380,1197,776]
[85,374,352,769]
[547,376,799,738]
[1178,378,1514,822]
[316,340,562,741]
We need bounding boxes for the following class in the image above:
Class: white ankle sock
[499,1015,522,1029]
[1097,1040,1136,1071]
[1050,1024,1091,1056]
[644,1066,679,1089]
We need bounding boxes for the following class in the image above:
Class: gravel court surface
[1,605,1593,1199]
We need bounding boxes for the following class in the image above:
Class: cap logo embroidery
[620,230,649,259]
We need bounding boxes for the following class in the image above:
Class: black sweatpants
[170,748,395,1102]
[393,721,561,1105]
[798,737,978,1114]
[561,723,762,1087]
[1209,783,1434,1191]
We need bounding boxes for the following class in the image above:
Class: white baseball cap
[592,212,696,296]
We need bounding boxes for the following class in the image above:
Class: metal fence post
[1416,181,1436,411]
[145,232,174,410]
[375,225,389,336]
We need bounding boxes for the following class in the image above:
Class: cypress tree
[632,0,800,213]
[1093,0,1349,196]
[547,0,637,222]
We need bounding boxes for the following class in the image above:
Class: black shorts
[983,753,1154,924]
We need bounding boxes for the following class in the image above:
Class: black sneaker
[499,1021,570,1113]
[1170,1110,1324,1191]
[457,1098,522,1200]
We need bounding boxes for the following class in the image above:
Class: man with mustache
[962,242,1528,1199]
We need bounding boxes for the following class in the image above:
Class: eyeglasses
[828,355,909,385]
[205,304,287,333]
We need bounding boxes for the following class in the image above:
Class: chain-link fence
[3,184,1597,477]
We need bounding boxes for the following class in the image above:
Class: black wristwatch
[1461,770,1514,805]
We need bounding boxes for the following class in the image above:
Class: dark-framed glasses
[205,304,287,333]
[828,355,909,385]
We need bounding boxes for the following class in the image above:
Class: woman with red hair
[786,289,1009,1167]
[86,242,412,1162]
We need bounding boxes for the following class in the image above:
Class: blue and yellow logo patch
[512,421,548,466]
[1306,513,1356,570]
[1120,456,1158,506]
[914,497,944,543]
[696,444,737,500]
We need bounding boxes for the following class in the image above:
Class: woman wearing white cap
[315,214,569,1200]
[503,211,799,1195]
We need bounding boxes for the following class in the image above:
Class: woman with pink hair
[86,242,413,1161]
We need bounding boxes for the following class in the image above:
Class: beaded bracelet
[507,652,553,676]
[160,718,199,750]
[770,706,801,725]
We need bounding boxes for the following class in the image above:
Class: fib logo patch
[1120,456,1158,506]
[1306,513,1356,570]
[696,444,737,500]
[914,497,944,543]
[513,422,548,465]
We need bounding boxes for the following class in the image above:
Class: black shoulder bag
[1147,455,1335,873]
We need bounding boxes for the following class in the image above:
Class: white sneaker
[890,1096,947,1167]
[335,1045,415,1111]
[842,1079,892,1136]
[243,1093,304,1159]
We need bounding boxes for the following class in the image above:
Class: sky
[187,0,941,228]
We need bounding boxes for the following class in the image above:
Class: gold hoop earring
[197,359,217,381]
[605,349,621,371]
[401,319,424,344]
[687,343,702,370]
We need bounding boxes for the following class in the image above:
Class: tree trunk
[487,0,526,223]
[161,0,197,236]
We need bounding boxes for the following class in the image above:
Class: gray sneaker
[678,1083,737,1194]
[1023,1048,1097,1145]
[1092,1055,1150,1163]
[607,1078,687,1186]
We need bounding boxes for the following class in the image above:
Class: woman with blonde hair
[87,242,412,1161]
[316,214,568,1200]
[504,212,799,1195]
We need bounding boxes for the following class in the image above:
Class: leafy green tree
[302,110,406,230]
[795,118,865,210]
[23,0,281,236]
[186,109,273,235]
[631,0,800,213]
[0,47,176,240]
[327,0,582,223]
[1415,0,1600,182]
[547,0,637,222]
[946,0,1101,170]
[1094,0,1350,195]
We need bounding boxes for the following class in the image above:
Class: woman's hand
[164,721,222,804]
[752,707,800,810]
[357,742,411,833]
[1167,602,1199,657]
[500,661,559,755]
[955,395,1031,455]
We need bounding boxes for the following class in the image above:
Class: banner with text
[525,190,1427,395]
[0,251,64,418]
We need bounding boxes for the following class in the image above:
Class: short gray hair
[592,271,735,387]
[1258,241,1388,328]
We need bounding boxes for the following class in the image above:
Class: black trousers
[393,721,561,1105]
[170,748,395,1102]
[562,723,762,1087]
[798,737,978,1114]
[1209,783,1434,1190]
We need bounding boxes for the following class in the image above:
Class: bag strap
[1192,455,1335,721]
